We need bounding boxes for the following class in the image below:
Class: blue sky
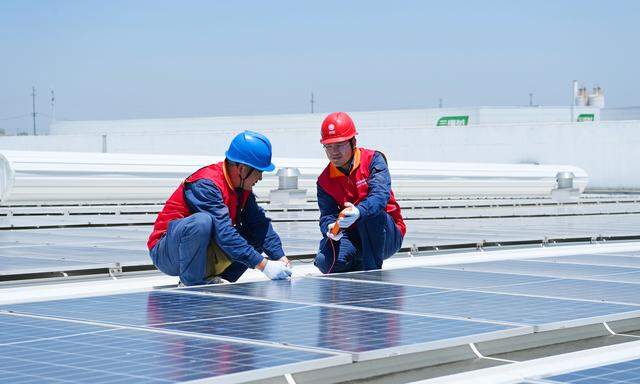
[0,0,638,134]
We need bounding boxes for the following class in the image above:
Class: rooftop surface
[2,194,640,383]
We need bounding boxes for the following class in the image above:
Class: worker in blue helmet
[148,131,292,286]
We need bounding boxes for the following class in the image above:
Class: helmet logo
[328,123,335,135]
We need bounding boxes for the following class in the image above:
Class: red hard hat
[320,112,358,144]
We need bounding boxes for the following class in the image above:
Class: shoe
[177,277,224,287]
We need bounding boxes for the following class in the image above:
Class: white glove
[261,260,292,280]
[338,202,360,228]
[326,222,343,241]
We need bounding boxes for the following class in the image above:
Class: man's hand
[326,222,343,241]
[257,259,292,280]
[338,202,360,228]
[280,256,292,268]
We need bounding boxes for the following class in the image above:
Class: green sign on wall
[437,115,469,126]
[577,113,595,122]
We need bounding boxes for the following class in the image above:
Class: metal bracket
[109,262,123,279]
[541,236,549,247]
[409,244,419,257]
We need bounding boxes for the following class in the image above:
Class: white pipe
[411,339,640,384]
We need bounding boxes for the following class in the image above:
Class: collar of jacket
[328,147,361,178]
[222,159,236,190]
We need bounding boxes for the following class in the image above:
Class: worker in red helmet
[314,112,406,273]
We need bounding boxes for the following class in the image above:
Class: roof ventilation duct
[551,171,581,203]
[270,167,307,206]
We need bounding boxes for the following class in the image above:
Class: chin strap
[238,165,254,190]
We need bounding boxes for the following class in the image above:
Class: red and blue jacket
[316,147,406,237]
[148,161,284,268]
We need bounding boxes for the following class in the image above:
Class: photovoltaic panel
[0,315,346,384]
[0,314,108,344]
[321,267,553,289]
[344,290,640,325]
[537,357,640,383]
[182,276,445,304]
[4,291,304,326]
[0,255,100,274]
[483,277,640,306]
[158,305,516,358]
[438,260,640,283]
[526,254,640,269]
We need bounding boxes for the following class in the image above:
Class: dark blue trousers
[150,212,252,286]
[314,211,403,274]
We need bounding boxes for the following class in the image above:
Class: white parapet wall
[1,112,636,190]
[0,151,588,204]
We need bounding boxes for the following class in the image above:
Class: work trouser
[314,210,403,274]
[149,212,258,286]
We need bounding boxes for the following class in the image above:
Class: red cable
[328,236,337,274]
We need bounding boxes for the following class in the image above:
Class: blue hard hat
[225,131,276,172]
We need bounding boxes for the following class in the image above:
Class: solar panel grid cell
[0,314,109,345]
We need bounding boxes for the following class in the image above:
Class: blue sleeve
[356,152,392,219]
[184,179,264,268]
[240,194,285,260]
[317,182,340,236]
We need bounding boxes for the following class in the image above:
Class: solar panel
[0,315,347,384]
[181,276,445,304]
[321,267,554,289]
[0,255,99,274]
[527,253,640,269]
[3,289,519,361]
[483,277,640,305]
[4,291,305,326]
[5,208,640,275]
[438,260,640,283]
[343,290,640,326]
[536,357,640,383]
[180,277,640,326]
[0,314,108,344]
[158,305,516,359]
